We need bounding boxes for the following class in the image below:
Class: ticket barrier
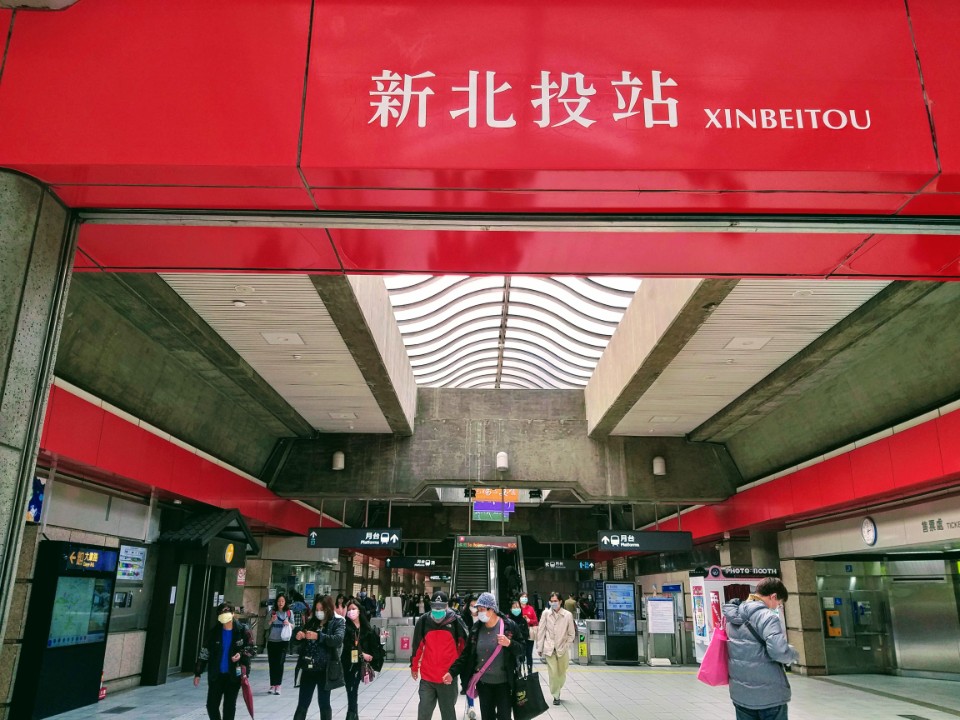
[575,620,590,665]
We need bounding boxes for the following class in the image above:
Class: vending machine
[690,565,779,663]
[12,541,119,719]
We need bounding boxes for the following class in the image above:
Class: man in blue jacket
[722,577,799,720]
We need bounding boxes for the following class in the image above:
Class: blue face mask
[431,609,446,621]
[511,608,521,616]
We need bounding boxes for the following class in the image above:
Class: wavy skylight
[384,276,641,389]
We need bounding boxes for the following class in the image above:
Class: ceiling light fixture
[234,285,256,294]
[232,300,247,308]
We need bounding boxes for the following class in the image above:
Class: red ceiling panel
[41,387,103,468]
[937,410,960,477]
[53,185,317,212]
[837,234,960,278]
[311,188,911,215]
[906,0,960,191]
[329,228,868,276]
[889,421,944,489]
[0,0,311,187]
[895,193,960,216]
[849,440,896,499]
[303,0,935,195]
[77,224,342,272]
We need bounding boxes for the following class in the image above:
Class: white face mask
[347,609,360,620]
[316,611,325,621]
[520,597,528,605]
[477,611,490,624]
[218,612,234,625]
[550,602,560,611]
[469,605,478,615]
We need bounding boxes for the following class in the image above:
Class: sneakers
[468,708,477,720]
[275,686,282,695]
[268,686,275,694]
[553,697,561,706]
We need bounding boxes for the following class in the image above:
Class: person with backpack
[340,598,385,720]
[410,591,468,720]
[723,577,799,720]
[449,592,524,720]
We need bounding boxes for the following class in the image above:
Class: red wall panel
[850,440,896,499]
[40,386,320,535]
[938,410,960,476]
[889,421,944,488]
[0,0,311,187]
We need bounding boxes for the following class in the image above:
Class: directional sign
[543,560,568,570]
[472,511,510,522]
[385,557,439,569]
[578,560,597,570]
[597,530,693,552]
[306,528,402,549]
[475,488,519,503]
[455,535,518,550]
[473,501,516,513]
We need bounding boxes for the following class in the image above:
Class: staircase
[452,547,490,599]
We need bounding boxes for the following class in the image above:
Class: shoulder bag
[696,622,729,686]
[465,619,503,699]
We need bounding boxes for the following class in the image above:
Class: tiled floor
[51,659,960,720]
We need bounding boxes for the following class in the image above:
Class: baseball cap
[430,591,448,609]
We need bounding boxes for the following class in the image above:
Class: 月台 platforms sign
[302,0,937,196]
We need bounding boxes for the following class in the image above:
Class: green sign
[472,511,509,522]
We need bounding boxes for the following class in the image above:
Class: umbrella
[290,601,309,613]
[239,665,254,719]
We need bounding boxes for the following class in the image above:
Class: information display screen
[47,576,114,648]
[604,583,636,636]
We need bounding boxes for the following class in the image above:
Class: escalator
[452,546,490,599]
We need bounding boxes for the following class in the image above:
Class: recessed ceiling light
[234,285,256,294]
[292,354,302,360]
[232,300,247,308]
[793,289,813,298]
[725,337,771,350]
[261,332,305,345]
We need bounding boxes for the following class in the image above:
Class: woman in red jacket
[518,591,538,673]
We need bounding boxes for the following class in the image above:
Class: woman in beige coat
[534,590,576,705]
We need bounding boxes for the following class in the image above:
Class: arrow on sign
[600,536,610,545]
[390,534,399,543]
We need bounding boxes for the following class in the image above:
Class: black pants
[267,640,288,685]
[478,681,513,720]
[296,668,333,716]
[206,673,241,720]
[525,640,534,672]
[345,664,362,712]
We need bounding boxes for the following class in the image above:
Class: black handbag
[512,667,549,720]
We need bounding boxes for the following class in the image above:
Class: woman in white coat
[534,590,576,705]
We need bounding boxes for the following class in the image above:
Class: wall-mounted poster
[117,545,147,582]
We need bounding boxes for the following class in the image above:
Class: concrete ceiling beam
[585,278,739,438]
[310,275,416,436]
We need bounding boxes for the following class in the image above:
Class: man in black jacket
[194,601,256,720]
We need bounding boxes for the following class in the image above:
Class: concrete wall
[274,389,740,504]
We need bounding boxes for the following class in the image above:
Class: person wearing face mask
[340,599,385,720]
[193,601,256,720]
[293,595,346,720]
[266,593,294,695]
[534,591,575,705]
[458,595,479,720]
[411,591,469,720]
[723,577,798,720]
[449,592,524,720]
[517,592,538,672]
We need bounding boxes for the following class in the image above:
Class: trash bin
[395,625,415,661]
[575,620,589,666]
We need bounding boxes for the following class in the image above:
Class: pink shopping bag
[696,624,729,686]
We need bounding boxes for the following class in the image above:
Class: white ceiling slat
[160,273,390,434]
[613,279,890,436]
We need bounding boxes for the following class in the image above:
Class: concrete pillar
[779,559,826,676]
[0,172,75,718]
[749,531,780,569]
[717,539,752,566]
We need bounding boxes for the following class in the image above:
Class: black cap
[430,591,448,609]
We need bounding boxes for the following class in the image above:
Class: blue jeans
[297,669,332,715]
[734,704,788,720]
